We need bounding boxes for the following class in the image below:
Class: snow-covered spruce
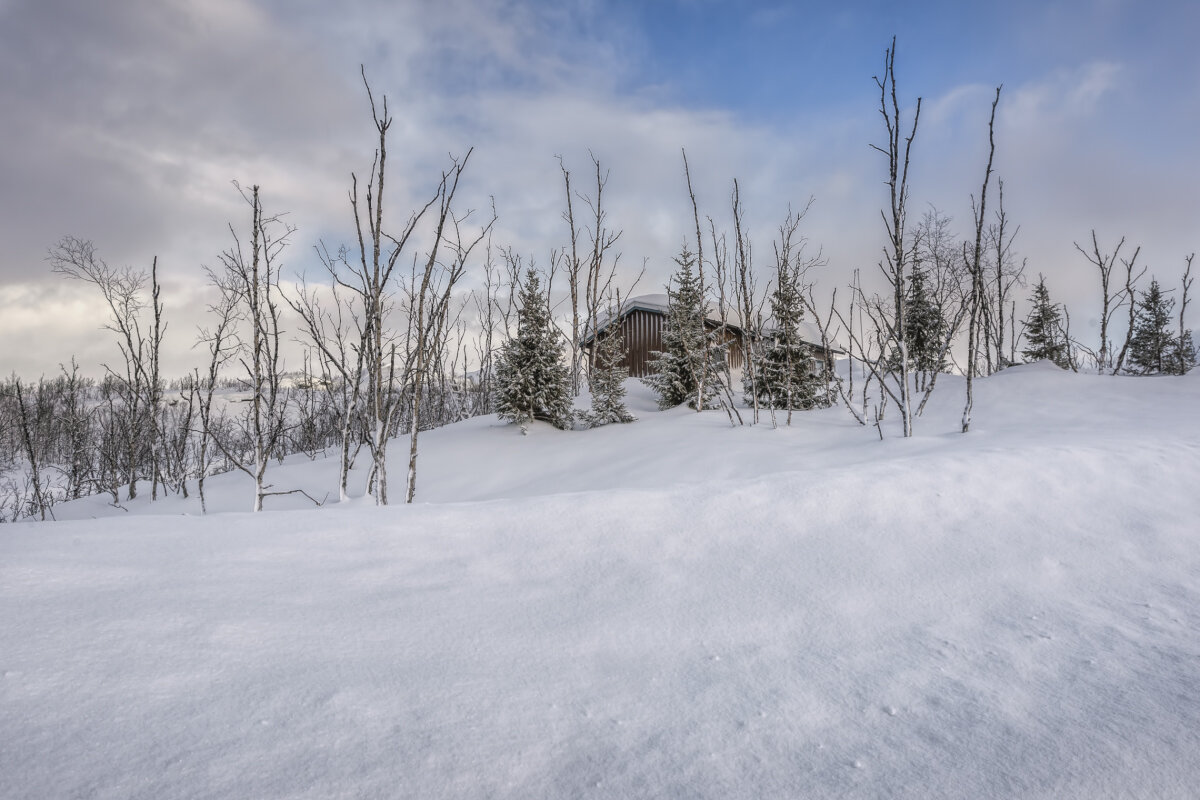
[493,270,574,429]
[583,311,635,427]
[1128,278,1192,375]
[1020,274,1071,369]
[644,244,725,410]
[902,262,949,384]
[745,245,831,414]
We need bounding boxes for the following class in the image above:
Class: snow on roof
[588,294,842,351]
[591,293,747,334]
[621,293,670,313]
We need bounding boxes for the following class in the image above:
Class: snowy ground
[3,364,1199,798]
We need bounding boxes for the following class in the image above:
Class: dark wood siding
[586,310,748,378]
[713,325,744,371]
[585,307,832,379]
[620,309,663,377]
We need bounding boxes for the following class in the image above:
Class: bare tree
[471,239,500,407]
[581,156,624,383]
[157,384,195,499]
[869,37,922,438]
[729,179,767,424]
[55,359,95,501]
[557,154,625,395]
[194,269,240,514]
[962,87,1001,434]
[314,70,483,505]
[50,238,164,500]
[914,208,967,330]
[287,263,366,502]
[211,184,296,512]
[1111,245,1146,374]
[1179,253,1195,374]
[803,285,867,427]
[984,181,1025,370]
[707,213,743,426]
[681,149,716,414]
[341,72,441,503]
[146,258,165,499]
[403,193,494,504]
[1061,305,1088,372]
[351,75,435,504]
[822,40,926,437]
[1074,231,1139,374]
[12,379,48,520]
[557,157,584,395]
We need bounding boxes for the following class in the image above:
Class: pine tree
[494,270,574,429]
[1021,275,1070,368]
[885,262,947,388]
[644,245,723,410]
[1169,330,1196,375]
[745,251,828,414]
[905,263,947,379]
[1127,279,1176,375]
[583,310,635,426]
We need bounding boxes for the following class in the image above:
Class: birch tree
[49,237,164,502]
[870,37,921,438]
[984,181,1025,370]
[324,70,479,505]
[730,179,766,424]
[1111,246,1146,375]
[403,195,493,503]
[1074,231,1141,375]
[286,266,365,503]
[1177,254,1196,375]
[962,87,1001,434]
[212,184,294,512]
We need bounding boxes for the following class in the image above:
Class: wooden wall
[590,310,747,378]
[620,309,663,378]
[718,327,745,371]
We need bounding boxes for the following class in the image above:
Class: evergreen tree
[745,251,828,413]
[583,310,635,426]
[1169,329,1197,375]
[1021,275,1070,368]
[644,245,723,409]
[1127,279,1177,375]
[494,270,573,429]
[905,263,947,378]
[885,262,947,388]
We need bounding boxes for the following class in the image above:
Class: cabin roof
[586,294,840,352]
[589,293,745,336]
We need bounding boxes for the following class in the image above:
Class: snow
[3,365,1200,798]
[622,292,671,313]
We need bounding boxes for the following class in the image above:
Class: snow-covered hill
[3,364,1199,798]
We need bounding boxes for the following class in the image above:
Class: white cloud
[1003,61,1124,131]
[1,0,1196,377]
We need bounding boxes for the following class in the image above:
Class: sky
[1,0,1197,377]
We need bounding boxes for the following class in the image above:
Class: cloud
[2,0,1196,377]
[0,0,896,375]
[0,0,361,278]
[911,58,1197,336]
[1004,61,1124,130]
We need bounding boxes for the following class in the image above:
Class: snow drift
[2,365,1198,798]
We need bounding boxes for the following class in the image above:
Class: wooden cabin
[581,294,833,378]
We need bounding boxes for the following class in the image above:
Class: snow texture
[2,365,1199,798]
